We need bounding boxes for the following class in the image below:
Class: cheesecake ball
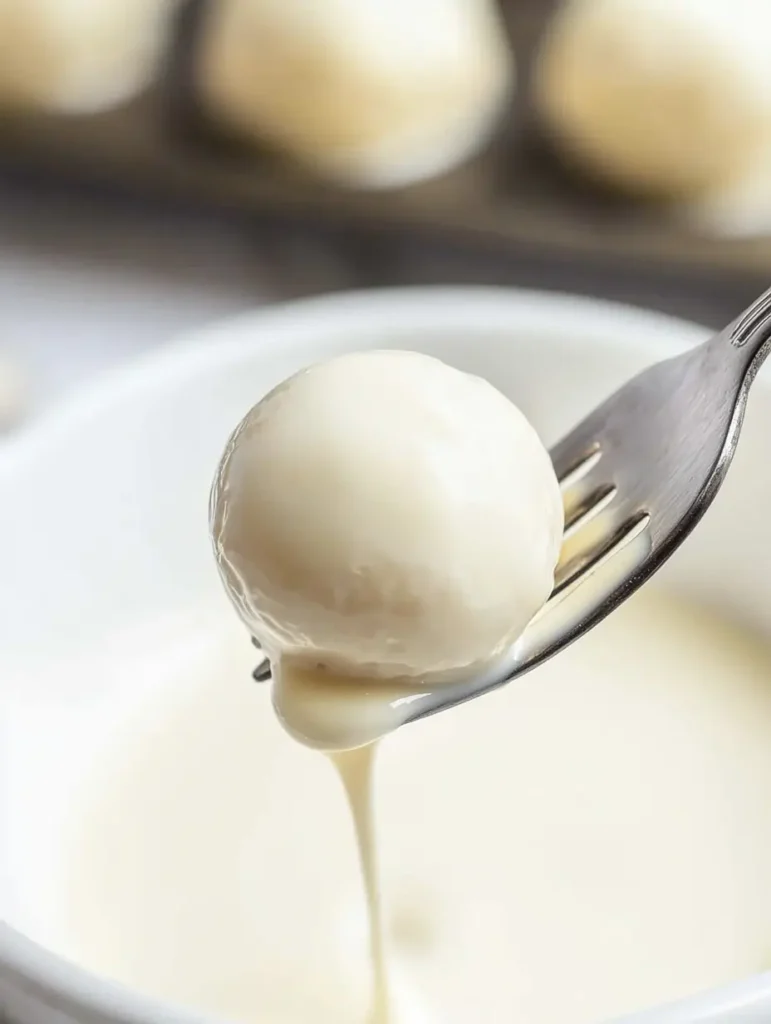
[196,0,513,188]
[210,350,563,685]
[0,0,178,115]
[535,0,771,203]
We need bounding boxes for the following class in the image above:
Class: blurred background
[0,0,769,431]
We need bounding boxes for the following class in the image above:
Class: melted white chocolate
[332,746,389,1024]
[53,591,771,1024]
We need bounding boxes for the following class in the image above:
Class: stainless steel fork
[252,288,771,725]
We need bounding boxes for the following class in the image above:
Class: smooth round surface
[211,350,562,682]
[197,0,513,187]
[0,0,176,114]
[535,0,771,199]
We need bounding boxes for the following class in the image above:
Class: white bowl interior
[2,287,771,1023]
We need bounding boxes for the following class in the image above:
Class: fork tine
[562,483,617,541]
[558,481,619,570]
[552,511,651,598]
[516,512,652,668]
[559,444,610,527]
[252,657,272,682]
[557,443,601,490]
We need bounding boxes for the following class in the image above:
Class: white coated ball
[535,0,771,201]
[210,350,563,683]
[197,0,514,188]
[0,0,178,115]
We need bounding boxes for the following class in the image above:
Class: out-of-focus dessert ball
[196,0,514,188]
[535,0,771,221]
[0,0,178,114]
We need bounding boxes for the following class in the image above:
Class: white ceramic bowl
[2,287,771,1024]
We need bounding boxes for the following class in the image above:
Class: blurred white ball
[0,0,178,114]
[535,0,771,209]
[197,0,514,188]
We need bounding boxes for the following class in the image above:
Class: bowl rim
[1,285,709,479]
[2,285,770,1024]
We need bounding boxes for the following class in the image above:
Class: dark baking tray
[0,0,768,329]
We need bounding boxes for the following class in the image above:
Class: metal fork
[251,288,771,724]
